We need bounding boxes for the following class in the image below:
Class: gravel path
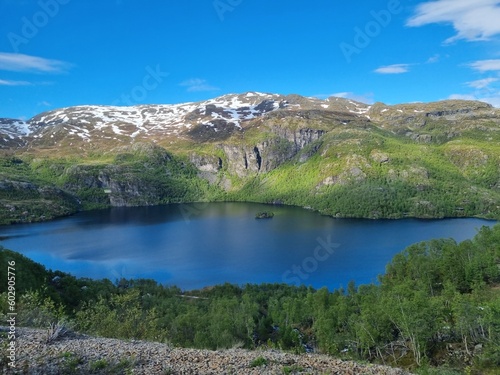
[1,327,412,374]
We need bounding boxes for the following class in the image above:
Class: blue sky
[1,0,500,119]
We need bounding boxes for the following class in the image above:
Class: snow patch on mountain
[0,119,35,146]
[26,92,290,141]
[0,92,379,148]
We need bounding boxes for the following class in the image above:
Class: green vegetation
[224,128,500,220]
[58,352,84,374]
[2,107,500,224]
[55,352,135,375]
[0,145,226,225]
[255,211,274,219]
[1,224,500,373]
[89,359,108,371]
[249,356,268,367]
[282,364,305,374]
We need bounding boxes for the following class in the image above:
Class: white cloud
[329,92,350,98]
[469,59,500,72]
[179,78,219,92]
[314,92,374,104]
[448,93,500,107]
[448,94,476,101]
[471,95,500,107]
[0,53,71,73]
[329,91,375,104]
[374,64,411,74]
[449,58,500,108]
[426,54,440,63]
[466,78,499,89]
[0,79,32,86]
[483,96,500,107]
[482,96,500,107]
[407,0,500,43]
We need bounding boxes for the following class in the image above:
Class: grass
[282,364,305,374]
[249,356,269,367]
[90,359,108,371]
[59,352,84,374]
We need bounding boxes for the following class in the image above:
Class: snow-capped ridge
[15,92,294,145]
[4,93,493,150]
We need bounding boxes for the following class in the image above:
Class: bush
[249,356,268,367]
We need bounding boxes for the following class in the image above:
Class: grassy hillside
[1,99,500,223]
[223,122,500,219]
[0,145,225,225]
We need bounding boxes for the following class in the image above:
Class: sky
[1,0,500,120]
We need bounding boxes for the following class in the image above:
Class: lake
[0,202,496,291]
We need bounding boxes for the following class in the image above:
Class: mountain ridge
[0,92,373,149]
[1,92,496,151]
[1,92,500,224]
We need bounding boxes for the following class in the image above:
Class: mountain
[1,92,370,150]
[1,92,500,224]
[0,118,35,148]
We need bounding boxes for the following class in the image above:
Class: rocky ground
[1,327,413,375]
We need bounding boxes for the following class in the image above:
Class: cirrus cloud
[179,78,219,92]
[0,79,32,86]
[469,59,500,72]
[407,0,500,43]
[448,93,500,108]
[466,78,499,89]
[0,52,72,73]
[374,64,411,74]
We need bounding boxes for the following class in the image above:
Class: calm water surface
[0,203,496,290]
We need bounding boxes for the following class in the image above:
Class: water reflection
[0,203,496,290]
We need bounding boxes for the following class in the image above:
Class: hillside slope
[1,93,500,223]
[1,327,411,375]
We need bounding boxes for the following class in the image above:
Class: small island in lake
[255,211,274,219]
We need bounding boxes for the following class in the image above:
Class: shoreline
[1,199,498,227]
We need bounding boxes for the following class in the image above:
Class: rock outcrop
[0,180,80,224]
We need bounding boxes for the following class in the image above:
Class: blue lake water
[0,202,496,290]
